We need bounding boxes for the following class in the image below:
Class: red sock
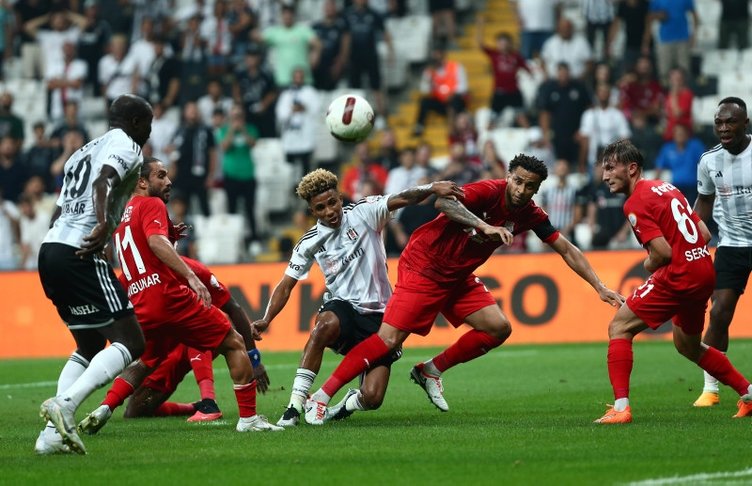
[234,380,257,418]
[607,339,633,400]
[154,402,196,417]
[102,377,134,411]
[432,330,505,373]
[698,347,751,396]
[189,349,216,400]
[322,334,389,397]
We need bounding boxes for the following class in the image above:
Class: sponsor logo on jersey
[649,181,677,197]
[121,206,133,223]
[68,304,99,316]
[109,154,129,171]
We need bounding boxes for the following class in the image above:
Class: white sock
[44,353,90,432]
[289,368,316,412]
[703,352,722,393]
[345,391,365,412]
[310,389,331,405]
[423,359,441,377]
[746,384,752,396]
[60,343,132,409]
[613,398,629,412]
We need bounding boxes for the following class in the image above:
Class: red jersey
[482,47,528,93]
[114,195,203,328]
[624,180,714,293]
[401,179,559,283]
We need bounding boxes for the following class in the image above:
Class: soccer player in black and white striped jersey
[252,169,463,426]
[693,97,752,413]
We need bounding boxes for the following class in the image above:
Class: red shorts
[140,304,230,369]
[383,265,496,336]
[626,275,713,335]
[142,345,191,394]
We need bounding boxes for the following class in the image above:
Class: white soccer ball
[325,94,375,143]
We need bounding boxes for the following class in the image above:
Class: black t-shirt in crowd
[343,6,384,57]
[313,17,349,65]
[617,0,649,49]
[537,80,591,139]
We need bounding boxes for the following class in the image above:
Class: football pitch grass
[2,340,752,485]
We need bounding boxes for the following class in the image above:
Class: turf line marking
[0,380,57,390]
[626,467,752,485]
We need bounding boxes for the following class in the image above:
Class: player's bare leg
[215,330,282,432]
[279,311,341,427]
[41,317,144,454]
[695,289,741,406]
[327,365,391,422]
[673,324,752,417]
[594,305,647,424]
[414,305,510,412]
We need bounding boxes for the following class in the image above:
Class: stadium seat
[488,128,530,161]
[700,50,740,76]
[193,213,246,264]
[693,95,722,126]
[386,15,432,64]
[378,40,408,90]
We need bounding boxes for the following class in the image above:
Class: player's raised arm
[547,235,625,307]
[76,165,121,256]
[251,275,299,337]
[435,196,514,245]
[386,181,464,211]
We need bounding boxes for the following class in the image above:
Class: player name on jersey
[126,273,162,298]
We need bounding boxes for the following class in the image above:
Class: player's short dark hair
[296,169,338,202]
[508,154,548,181]
[109,94,152,125]
[719,96,747,115]
[139,156,160,178]
[601,139,644,168]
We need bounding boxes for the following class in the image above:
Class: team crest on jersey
[346,227,359,241]
[628,213,637,227]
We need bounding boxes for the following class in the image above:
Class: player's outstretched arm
[77,165,122,256]
[386,181,464,211]
[251,275,299,338]
[435,196,514,245]
[643,236,672,274]
[147,234,211,307]
[548,235,625,307]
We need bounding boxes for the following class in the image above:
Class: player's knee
[709,305,734,329]
[489,318,512,341]
[675,341,702,362]
[311,313,340,345]
[359,386,384,410]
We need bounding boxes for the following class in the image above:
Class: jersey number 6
[670,197,699,244]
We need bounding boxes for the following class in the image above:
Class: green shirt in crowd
[218,123,258,181]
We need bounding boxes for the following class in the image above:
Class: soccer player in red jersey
[78,157,282,433]
[304,154,625,423]
[594,139,752,424]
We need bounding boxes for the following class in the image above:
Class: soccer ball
[325,94,375,143]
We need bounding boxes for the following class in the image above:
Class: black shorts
[714,246,752,293]
[348,54,382,91]
[38,243,134,329]
[319,300,401,366]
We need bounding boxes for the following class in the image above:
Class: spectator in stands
[14,0,48,80]
[374,128,400,170]
[45,41,87,122]
[513,110,555,170]
[628,112,661,171]
[22,122,57,192]
[662,67,693,141]
[512,0,562,60]
[577,83,631,173]
[609,0,650,74]
[98,34,139,109]
[312,0,350,92]
[0,4,11,81]
[582,0,615,61]
[475,15,529,129]
[0,187,19,270]
[50,101,90,150]
[49,129,85,191]
[643,0,697,83]
[168,192,198,260]
[341,142,388,202]
[129,16,159,80]
[655,123,705,205]
[147,103,177,168]
[201,0,233,77]
[718,0,749,50]
[198,79,234,126]
[218,103,259,244]
[21,174,56,217]
[537,62,591,166]
[259,5,321,88]
[17,193,49,270]
[429,0,457,46]
[169,101,217,216]
[0,92,25,149]
[414,140,439,181]
[618,55,663,125]
[179,13,209,104]
[480,139,507,180]
[343,0,393,123]
[23,9,87,82]
[77,0,112,96]
[541,17,593,80]
[412,46,468,137]
[385,147,428,196]
[589,61,619,106]
[0,135,26,204]
[276,66,320,178]
[448,112,480,163]
[441,142,481,187]
[386,176,440,255]
[540,158,578,240]
[140,35,181,111]
[233,46,278,137]
[100,0,135,36]
[580,162,630,249]
[227,0,257,63]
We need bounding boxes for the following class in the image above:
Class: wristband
[248,348,262,368]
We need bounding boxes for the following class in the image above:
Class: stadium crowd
[0,0,747,270]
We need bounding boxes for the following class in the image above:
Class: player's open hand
[431,181,465,199]
[187,274,212,308]
[170,221,191,242]
[254,363,270,394]
[76,222,109,257]
[479,224,514,246]
[251,319,269,340]
[598,285,625,307]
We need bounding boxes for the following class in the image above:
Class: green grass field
[2,340,752,485]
